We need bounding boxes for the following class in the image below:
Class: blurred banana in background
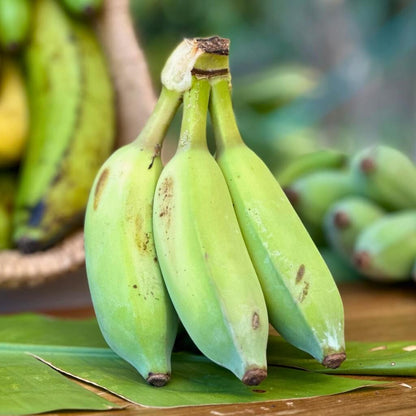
[0,59,29,168]
[0,0,31,52]
[13,0,115,253]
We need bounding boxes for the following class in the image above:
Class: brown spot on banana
[296,264,305,283]
[298,281,309,303]
[158,177,174,229]
[252,312,260,329]
[93,168,109,210]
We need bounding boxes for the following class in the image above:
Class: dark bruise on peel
[295,264,305,284]
[252,312,260,329]
[93,168,109,210]
[298,281,309,303]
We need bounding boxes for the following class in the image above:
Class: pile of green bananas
[278,145,416,283]
[0,0,115,254]
[85,37,346,388]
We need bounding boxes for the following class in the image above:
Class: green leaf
[268,335,416,376]
[0,313,391,414]
[33,349,385,407]
[0,351,118,416]
[0,313,107,347]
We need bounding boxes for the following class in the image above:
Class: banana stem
[135,86,181,150]
[210,77,244,154]
[178,77,211,151]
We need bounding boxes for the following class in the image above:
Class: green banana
[353,211,416,282]
[13,0,115,253]
[85,86,181,387]
[233,64,320,113]
[323,196,385,262]
[276,148,348,188]
[153,75,269,386]
[0,0,31,52]
[59,0,103,17]
[0,171,16,249]
[350,145,416,211]
[210,75,345,369]
[284,170,356,242]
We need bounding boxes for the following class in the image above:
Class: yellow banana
[0,59,29,167]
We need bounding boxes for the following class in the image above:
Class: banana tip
[360,157,376,173]
[16,237,45,254]
[322,352,346,369]
[333,211,350,229]
[353,251,372,270]
[242,368,267,386]
[146,372,170,387]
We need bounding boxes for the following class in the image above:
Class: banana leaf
[0,313,391,414]
[32,348,385,408]
[0,350,118,416]
[267,335,416,376]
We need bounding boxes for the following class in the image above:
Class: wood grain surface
[41,280,416,416]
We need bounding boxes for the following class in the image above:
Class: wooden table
[44,280,416,416]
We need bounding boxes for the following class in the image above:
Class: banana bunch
[85,36,346,388]
[281,145,416,282]
[0,0,115,254]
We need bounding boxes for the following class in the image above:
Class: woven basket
[0,0,156,288]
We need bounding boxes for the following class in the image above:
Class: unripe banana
[153,75,269,386]
[13,0,115,253]
[233,64,320,113]
[350,145,416,211]
[323,196,385,262]
[210,76,345,369]
[353,211,416,282]
[0,59,29,167]
[276,148,348,188]
[85,86,181,387]
[284,170,357,242]
[59,0,102,17]
[0,0,31,52]
[0,171,16,249]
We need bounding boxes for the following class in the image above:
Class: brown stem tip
[333,211,351,229]
[354,251,372,270]
[195,36,230,55]
[146,372,170,387]
[360,157,376,174]
[322,352,346,369]
[242,368,267,386]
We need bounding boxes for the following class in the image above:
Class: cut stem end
[241,368,267,386]
[146,372,170,387]
[322,352,346,369]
